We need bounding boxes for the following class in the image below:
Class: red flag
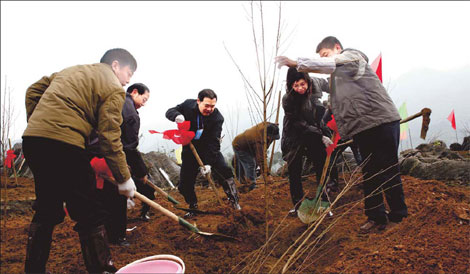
[5,149,16,168]
[447,110,456,130]
[326,115,341,156]
[370,53,382,83]
[90,157,113,189]
[149,121,195,146]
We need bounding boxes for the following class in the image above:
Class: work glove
[199,165,211,176]
[126,198,135,210]
[322,136,333,148]
[175,115,185,124]
[118,177,136,198]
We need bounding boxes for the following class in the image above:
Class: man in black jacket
[166,89,241,217]
[120,83,155,222]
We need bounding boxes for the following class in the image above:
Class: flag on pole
[149,121,195,146]
[447,110,456,130]
[326,115,341,156]
[370,53,383,83]
[398,102,409,140]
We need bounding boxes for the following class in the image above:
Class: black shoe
[288,208,297,217]
[140,212,150,221]
[248,184,257,191]
[116,237,130,247]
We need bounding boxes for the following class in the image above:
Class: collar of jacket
[125,93,139,113]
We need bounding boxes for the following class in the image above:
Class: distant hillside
[389,65,470,148]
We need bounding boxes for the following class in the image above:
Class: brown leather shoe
[359,220,378,233]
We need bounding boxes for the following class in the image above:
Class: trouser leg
[287,151,304,207]
[211,152,241,208]
[179,150,199,206]
[78,225,117,273]
[135,178,155,215]
[234,150,257,184]
[354,122,406,224]
[24,222,54,273]
[377,121,408,222]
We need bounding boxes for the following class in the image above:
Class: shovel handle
[188,142,224,207]
[101,175,200,234]
[144,178,180,205]
[134,192,199,233]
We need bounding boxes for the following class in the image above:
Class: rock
[142,151,180,189]
[462,136,470,151]
[450,143,463,151]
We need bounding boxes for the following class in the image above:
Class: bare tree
[224,1,287,242]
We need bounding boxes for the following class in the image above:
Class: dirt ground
[1,172,469,273]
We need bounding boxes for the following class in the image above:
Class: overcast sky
[2,1,469,154]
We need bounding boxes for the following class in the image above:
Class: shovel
[103,175,237,241]
[134,192,238,241]
[297,133,335,224]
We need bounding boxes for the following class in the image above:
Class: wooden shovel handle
[188,142,224,207]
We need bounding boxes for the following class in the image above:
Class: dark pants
[134,177,156,214]
[353,121,408,224]
[23,137,107,232]
[233,149,257,184]
[179,149,233,205]
[95,180,127,242]
[287,134,327,206]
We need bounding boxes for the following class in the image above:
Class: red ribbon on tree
[149,121,195,146]
[5,149,17,168]
[90,157,113,189]
[326,115,341,156]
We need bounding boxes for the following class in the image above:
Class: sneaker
[184,211,196,219]
[231,201,242,210]
[140,212,150,222]
[288,208,297,217]
[110,237,130,247]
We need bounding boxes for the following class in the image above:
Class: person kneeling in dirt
[22,48,137,273]
[232,122,280,191]
[281,67,333,216]
[276,36,408,232]
[166,89,241,217]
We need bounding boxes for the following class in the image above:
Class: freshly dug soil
[1,174,469,273]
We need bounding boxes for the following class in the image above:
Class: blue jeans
[233,149,257,184]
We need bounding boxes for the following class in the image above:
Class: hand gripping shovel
[104,175,237,241]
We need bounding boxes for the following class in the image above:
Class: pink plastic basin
[117,255,185,274]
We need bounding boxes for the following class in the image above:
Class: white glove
[118,177,136,198]
[175,115,185,124]
[126,198,135,210]
[199,165,211,176]
[322,136,333,148]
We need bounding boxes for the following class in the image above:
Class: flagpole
[455,130,459,144]
[408,128,413,149]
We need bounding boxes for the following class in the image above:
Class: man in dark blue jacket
[166,89,241,217]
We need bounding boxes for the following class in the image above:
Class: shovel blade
[297,198,330,224]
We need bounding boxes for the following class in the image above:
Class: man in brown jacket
[232,122,280,190]
[22,48,137,273]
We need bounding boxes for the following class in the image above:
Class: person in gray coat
[275,36,407,233]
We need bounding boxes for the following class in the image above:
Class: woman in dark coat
[281,67,332,214]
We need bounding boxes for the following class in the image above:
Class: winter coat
[281,77,330,162]
[121,93,148,178]
[232,122,276,172]
[23,63,131,183]
[165,99,224,164]
[297,48,401,139]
